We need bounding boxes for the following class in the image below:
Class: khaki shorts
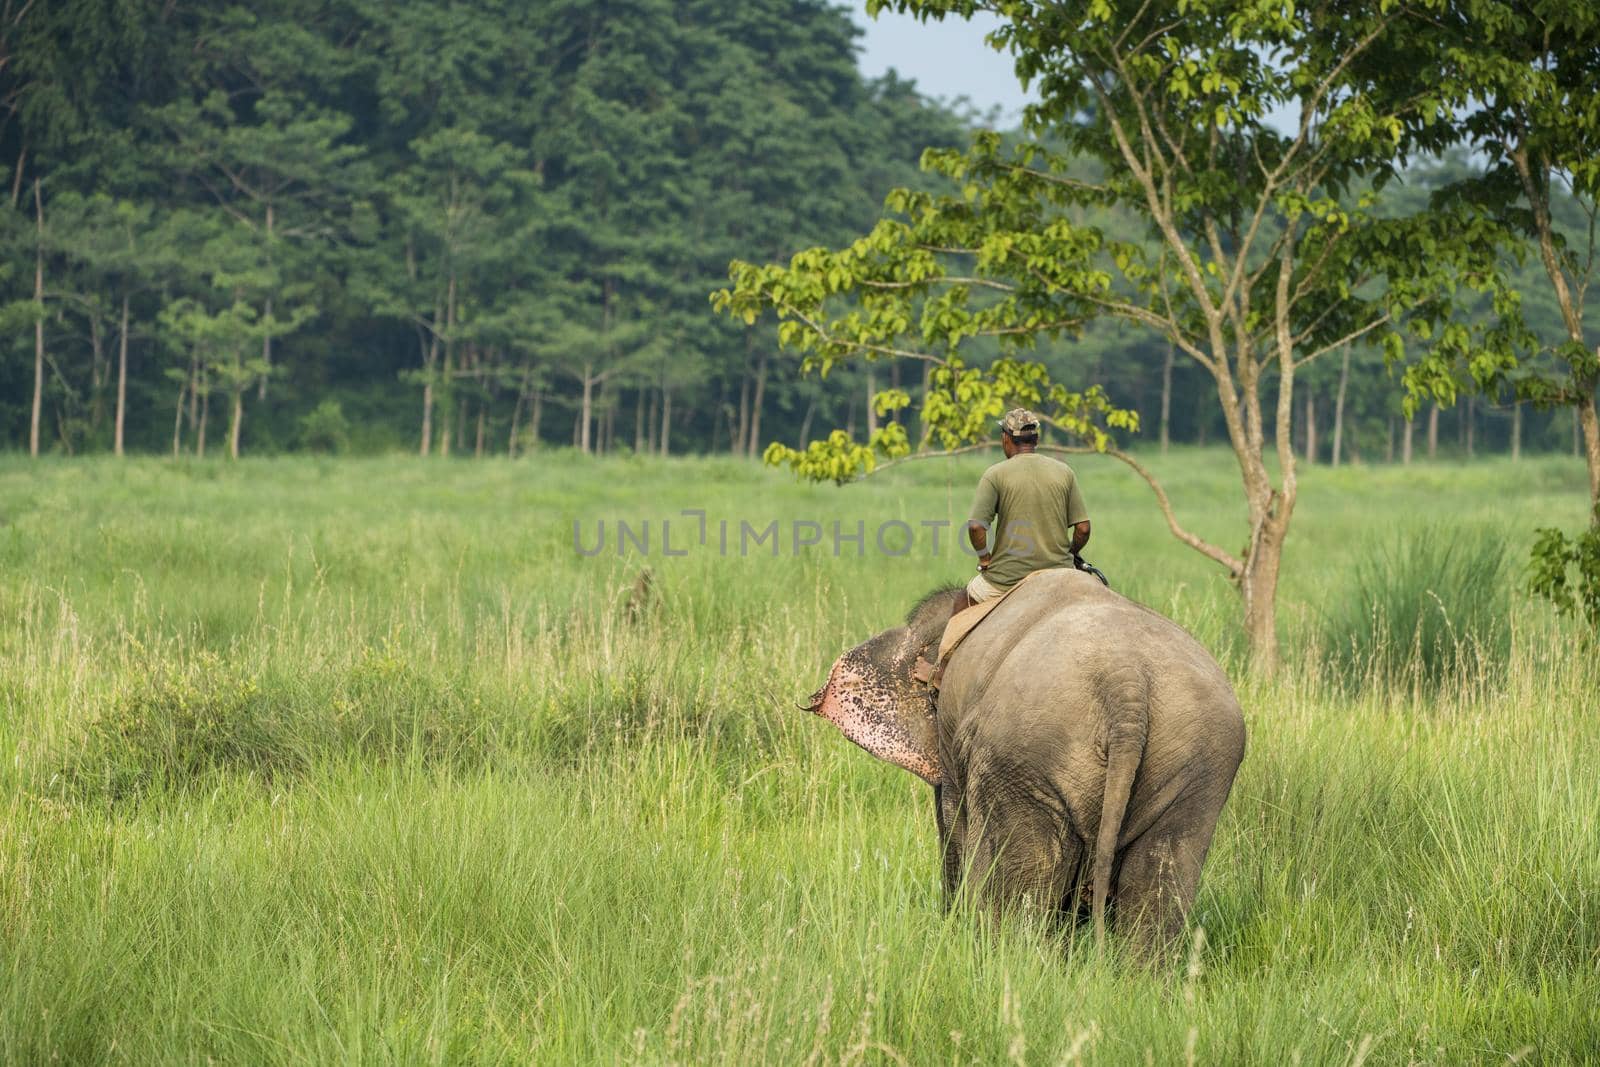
[965,571,1008,603]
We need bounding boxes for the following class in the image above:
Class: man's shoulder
[995,453,1074,481]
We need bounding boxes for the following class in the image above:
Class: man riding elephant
[964,408,1091,605]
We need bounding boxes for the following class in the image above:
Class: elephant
[806,568,1245,950]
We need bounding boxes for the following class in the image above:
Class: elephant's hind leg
[959,778,1082,929]
[1112,785,1228,955]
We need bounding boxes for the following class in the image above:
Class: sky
[850,7,1037,126]
[850,8,1302,134]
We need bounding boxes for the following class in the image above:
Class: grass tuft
[1319,525,1512,693]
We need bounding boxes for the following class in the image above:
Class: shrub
[1320,527,1511,693]
[1528,506,1600,632]
[298,399,350,454]
[60,652,295,800]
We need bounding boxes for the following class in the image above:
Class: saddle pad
[935,568,1049,665]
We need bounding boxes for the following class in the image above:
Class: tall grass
[0,451,1596,1063]
[1318,526,1512,694]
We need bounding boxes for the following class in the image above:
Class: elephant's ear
[807,652,942,784]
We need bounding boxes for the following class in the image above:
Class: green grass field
[1,449,1596,1064]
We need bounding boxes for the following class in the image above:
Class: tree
[158,209,315,459]
[0,0,975,455]
[1403,0,1599,513]
[40,192,175,455]
[1379,1,1600,625]
[717,0,1502,672]
[371,127,536,455]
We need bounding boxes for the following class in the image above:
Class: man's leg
[964,572,1005,604]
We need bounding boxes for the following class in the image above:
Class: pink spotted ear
[807,656,942,784]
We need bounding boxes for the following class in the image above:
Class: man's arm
[1071,519,1091,555]
[967,520,992,569]
[966,471,999,570]
[1065,472,1090,558]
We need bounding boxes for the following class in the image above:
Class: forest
[3,0,1590,462]
[0,0,969,458]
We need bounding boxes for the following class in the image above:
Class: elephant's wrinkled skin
[808,569,1245,949]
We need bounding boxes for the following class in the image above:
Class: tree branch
[855,441,1245,578]
[1293,312,1389,367]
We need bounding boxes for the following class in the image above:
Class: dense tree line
[0,0,968,456]
[1,1,1591,463]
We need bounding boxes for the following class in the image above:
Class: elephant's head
[804,587,962,785]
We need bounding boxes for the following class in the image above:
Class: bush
[298,399,350,454]
[54,643,504,802]
[1528,506,1600,632]
[60,652,293,801]
[1320,527,1511,693]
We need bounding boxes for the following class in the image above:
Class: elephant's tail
[1092,686,1149,944]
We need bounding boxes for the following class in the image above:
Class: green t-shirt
[966,453,1089,588]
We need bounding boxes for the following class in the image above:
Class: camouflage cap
[998,407,1040,435]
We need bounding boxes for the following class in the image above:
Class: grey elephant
[806,569,1245,950]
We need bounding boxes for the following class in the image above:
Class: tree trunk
[1403,417,1414,465]
[10,145,25,208]
[722,381,738,454]
[115,293,129,457]
[1331,347,1350,467]
[1427,406,1438,459]
[228,384,243,460]
[475,399,486,458]
[1240,512,1288,676]
[441,275,457,458]
[171,375,186,459]
[1581,388,1600,520]
[634,389,646,453]
[259,203,273,401]
[30,178,44,458]
[799,394,816,445]
[417,251,439,456]
[187,353,199,437]
[736,367,750,456]
[508,370,528,458]
[1465,397,1475,457]
[918,364,933,448]
[1385,418,1394,463]
[866,371,878,437]
[660,388,672,456]
[579,364,594,454]
[197,380,209,459]
[1159,342,1174,454]
[647,388,659,453]
[747,351,768,457]
[259,294,272,401]
[1510,402,1522,462]
[1304,391,1317,465]
[88,316,106,436]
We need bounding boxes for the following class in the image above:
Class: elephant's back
[940,569,1242,741]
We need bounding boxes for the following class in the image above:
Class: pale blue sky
[850,8,1302,134]
[851,7,1036,126]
